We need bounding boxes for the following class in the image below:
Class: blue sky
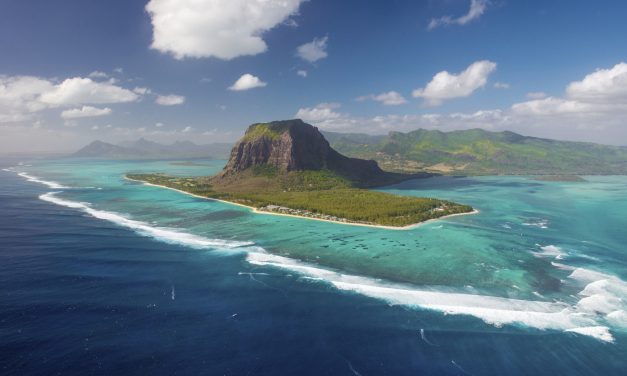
[1,0,627,152]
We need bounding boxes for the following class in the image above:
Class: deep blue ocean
[1,158,626,375]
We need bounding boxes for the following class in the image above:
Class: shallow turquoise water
[7,158,627,346]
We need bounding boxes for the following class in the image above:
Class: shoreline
[125,177,479,230]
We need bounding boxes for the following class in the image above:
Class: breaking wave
[18,172,68,189]
[22,173,625,344]
[246,251,624,342]
[39,192,253,250]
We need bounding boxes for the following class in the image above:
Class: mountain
[73,141,135,158]
[128,119,470,228]
[324,128,627,175]
[73,139,232,160]
[218,119,408,187]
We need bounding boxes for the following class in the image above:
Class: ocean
[1,158,626,375]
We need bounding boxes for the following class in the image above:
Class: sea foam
[39,192,253,250]
[534,245,567,260]
[18,172,68,189]
[246,251,618,342]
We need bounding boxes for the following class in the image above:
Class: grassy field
[127,170,473,227]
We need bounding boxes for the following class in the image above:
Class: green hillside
[324,129,627,175]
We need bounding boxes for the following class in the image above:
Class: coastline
[125,177,479,230]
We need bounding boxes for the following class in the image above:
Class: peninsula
[127,120,474,228]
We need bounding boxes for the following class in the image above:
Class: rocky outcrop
[220,119,389,185]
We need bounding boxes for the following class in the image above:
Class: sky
[1,0,627,153]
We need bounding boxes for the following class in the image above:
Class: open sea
[1,158,626,375]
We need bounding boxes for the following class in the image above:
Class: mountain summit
[220,119,392,186]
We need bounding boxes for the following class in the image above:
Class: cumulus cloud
[155,94,185,106]
[0,75,138,123]
[565,62,627,103]
[133,87,151,95]
[297,70,308,78]
[296,36,329,62]
[513,62,627,116]
[146,0,304,60]
[295,102,342,122]
[228,74,267,91]
[413,60,497,106]
[0,76,54,119]
[428,0,488,30]
[295,63,627,144]
[357,91,408,106]
[40,77,138,105]
[88,71,109,79]
[61,106,112,119]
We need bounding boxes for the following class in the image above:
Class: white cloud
[296,36,328,62]
[146,0,304,60]
[155,122,164,128]
[428,0,488,30]
[114,67,124,74]
[527,92,547,99]
[228,74,267,91]
[511,97,597,115]
[0,76,54,119]
[133,86,151,95]
[156,94,185,106]
[182,126,192,133]
[0,75,138,123]
[61,106,112,119]
[295,63,627,144]
[88,71,109,79]
[40,77,138,105]
[200,77,212,84]
[295,102,342,122]
[494,82,510,89]
[357,91,407,106]
[413,60,497,106]
[297,70,308,78]
[513,62,627,116]
[92,125,100,131]
[566,62,627,103]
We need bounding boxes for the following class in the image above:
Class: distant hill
[73,138,232,160]
[323,128,627,175]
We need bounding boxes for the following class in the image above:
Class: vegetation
[127,168,473,227]
[324,128,627,175]
[242,122,291,141]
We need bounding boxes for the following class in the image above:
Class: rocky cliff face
[220,119,387,185]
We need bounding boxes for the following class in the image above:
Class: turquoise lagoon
[6,158,627,345]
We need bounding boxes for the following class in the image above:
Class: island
[127,119,474,228]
